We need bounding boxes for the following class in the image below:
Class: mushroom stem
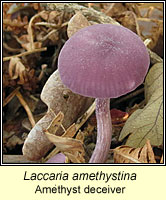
[89,98,112,163]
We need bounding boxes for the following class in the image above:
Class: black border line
[1,1,165,166]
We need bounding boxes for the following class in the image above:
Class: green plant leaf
[119,63,163,147]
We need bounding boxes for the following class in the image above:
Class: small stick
[111,88,144,107]
[75,101,95,131]
[35,20,68,28]
[3,42,22,53]
[15,90,36,127]
[3,47,47,62]
[144,38,152,47]
[35,21,68,42]
[28,11,46,50]
[136,17,163,23]
[39,29,58,42]
[38,64,47,81]
[3,87,20,107]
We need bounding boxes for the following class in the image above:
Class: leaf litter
[113,140,161,163]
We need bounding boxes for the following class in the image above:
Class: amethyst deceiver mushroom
[46,153,66,163]
[58,24,150,163]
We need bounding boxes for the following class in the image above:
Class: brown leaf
[45,131,84,153]
[67,11,91,38]
[8,57,20,78]
[8,57,27,84]
[64,151,85,163]
[146,140,157,163]
[104,3,127,17]
[113,140,156,163]
[6,135,24,150]
[27,11,45,50]
[39,10,49,21]
[160,154,163,163]
[44,111,85,163]
[62,123,77,138]
[116,11,141,36]
[44,113,84,153]
[76,130,85,142]
[21,41,42,51]
[46,111,64,135]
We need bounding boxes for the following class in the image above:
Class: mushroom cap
[58,24,150,98]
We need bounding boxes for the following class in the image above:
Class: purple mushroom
[46,153,66,163]
[58,24,150,163]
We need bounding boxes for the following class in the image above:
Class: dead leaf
[119,63,163,147]
[44,111,85,163]
[114,140,156,163]
[110,108,129,125]
[67,11,90,38]
[45,132,84,153]
[116,11,140,35]
[160,154,163,163]
[6,135,24,150]
[46,111,64,135]
[103,3,127,17]
[146,139,157,163]
[27,11,43,50]
[8,57,27,84]
[64,151,85,163]
[21,41,42,51]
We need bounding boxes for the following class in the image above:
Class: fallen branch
[41,3,120,25]
[22,70,93,160]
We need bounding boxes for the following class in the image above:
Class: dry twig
[15,90,36,127]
